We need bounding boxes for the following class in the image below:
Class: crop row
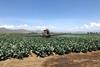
[0,34,100,60]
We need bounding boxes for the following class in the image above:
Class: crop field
[0,33,100,61]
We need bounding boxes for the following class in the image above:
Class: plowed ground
[0,51,100,67]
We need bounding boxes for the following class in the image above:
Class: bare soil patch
[0,51,100,67]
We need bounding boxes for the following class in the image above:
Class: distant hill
[0,28,32,33]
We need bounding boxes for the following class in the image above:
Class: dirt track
[0,51,100,67]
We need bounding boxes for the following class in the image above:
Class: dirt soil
[0,51,100,67]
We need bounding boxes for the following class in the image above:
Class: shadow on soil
[42,57,81,67]
[42,52,100,67]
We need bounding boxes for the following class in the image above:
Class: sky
[0,0,100,32]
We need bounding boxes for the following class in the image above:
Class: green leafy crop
[0,33,99,60]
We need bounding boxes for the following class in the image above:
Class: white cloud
[0,24,57,31]
[0,22,100,32]
[0,25,15,29]
[69,22,100,32]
